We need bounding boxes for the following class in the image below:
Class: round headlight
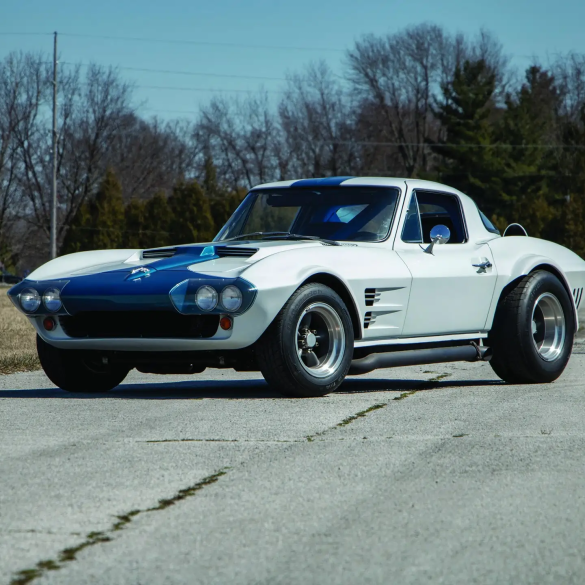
[196,285,218,311]
[43,288,62,312]
[221,285,242,312]
[19,289,41,313]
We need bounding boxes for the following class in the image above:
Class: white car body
[10,177,585,356]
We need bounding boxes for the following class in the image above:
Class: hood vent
[216,246,258,259]
[142,247,177,259]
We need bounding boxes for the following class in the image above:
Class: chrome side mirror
[424,224,450,255]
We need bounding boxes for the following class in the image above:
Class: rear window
[478,208,500,235]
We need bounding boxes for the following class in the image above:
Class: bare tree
[0,52,27,253]
[279,61,359,177]
[346,24,509,177]
[197,92,279,189]
[111,115,202,201]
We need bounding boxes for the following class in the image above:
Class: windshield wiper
[267,233,341,246]
[225,231,340,246]
[225,231,292,241]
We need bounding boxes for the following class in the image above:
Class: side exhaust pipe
[349,343,492,376]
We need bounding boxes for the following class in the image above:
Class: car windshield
[214,186,400,243]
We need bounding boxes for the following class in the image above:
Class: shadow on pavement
[0,376,505,399]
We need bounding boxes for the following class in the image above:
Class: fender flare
[487,254,578,332]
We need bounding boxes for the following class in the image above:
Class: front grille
[216,246,257,258]
[60,312,219,339]
[142,247,177,259]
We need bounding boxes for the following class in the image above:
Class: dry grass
[0,288,40,374]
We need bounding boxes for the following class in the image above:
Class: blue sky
[2,0,584,119]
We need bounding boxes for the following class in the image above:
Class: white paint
[18,177,585,354]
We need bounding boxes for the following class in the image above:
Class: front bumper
[9,268,267,351]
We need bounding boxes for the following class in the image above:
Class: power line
[61,61,288,82]
[58,32,345,53]
[0,32,52,37]
[133,84,285,94]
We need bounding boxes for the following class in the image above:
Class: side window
[401,193,423,243]
[416,191,467,244]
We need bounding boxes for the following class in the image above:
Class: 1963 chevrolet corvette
[8,177,585,396]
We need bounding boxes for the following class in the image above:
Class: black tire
[37,335,130,392]
[256,283,354,397]
[488,271,574,384]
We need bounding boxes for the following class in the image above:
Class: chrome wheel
[296,302,345,378]
[531,293,566,361]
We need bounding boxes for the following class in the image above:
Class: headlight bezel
[42,287,62,312]
[19,288,41,313]
[220,285,243,312]
[169,278,256,316]
[195,285,219,311]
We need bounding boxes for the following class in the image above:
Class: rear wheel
[488,271,574,384]
[37,335,129,392]
[256,283,354,397]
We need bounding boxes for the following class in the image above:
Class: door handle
[472,259,492,272]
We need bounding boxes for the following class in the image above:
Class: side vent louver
[364,312,377,329]
[573,288,584,309]
[142,247,177,259]
[216,247,258,259]
[365,288,381,307]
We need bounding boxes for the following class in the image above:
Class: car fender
[239,244,410,341]
[486,237,585,331]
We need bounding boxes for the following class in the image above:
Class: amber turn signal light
[219,316,233,331]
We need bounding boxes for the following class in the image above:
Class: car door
[395,188,498,336]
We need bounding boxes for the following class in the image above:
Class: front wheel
[37,335,130,392]
[488,271,574,384]
[256,283,354,397]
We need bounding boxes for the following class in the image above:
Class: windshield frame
[213,186,402,244]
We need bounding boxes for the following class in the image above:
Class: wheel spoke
[300,312,312,330]
[302,350,319,368]
[531,293,565,361]
[294,302,346,379]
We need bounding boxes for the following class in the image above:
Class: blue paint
[290,177,355,188]
[8,267,256,316]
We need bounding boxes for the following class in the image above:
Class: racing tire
[37,335,130,392]
[488,271,574,384]
[256,283,354,397]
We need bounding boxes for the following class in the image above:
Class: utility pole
[50,31,58,259]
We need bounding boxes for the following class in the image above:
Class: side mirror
[424,224,450,255]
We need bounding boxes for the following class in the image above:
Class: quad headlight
[19,288,41,313]
[43,288,62,312]
[221,285,242,312]
[195,285,218,311]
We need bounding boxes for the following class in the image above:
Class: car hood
[27,240,328,281]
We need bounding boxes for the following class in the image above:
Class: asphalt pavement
[2,344,585,584]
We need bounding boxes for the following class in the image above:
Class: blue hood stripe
[290,176,354,188]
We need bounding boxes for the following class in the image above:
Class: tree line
[2,23,585,272]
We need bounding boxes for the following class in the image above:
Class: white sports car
[8,177,585,397]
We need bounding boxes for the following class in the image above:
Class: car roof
[251,176,476,207]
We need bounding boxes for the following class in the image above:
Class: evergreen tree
[498,66,561,236]
[431,59,505,218]
[62,169,125,253]
[203,156,245,234]
[90,169,125,250]
[168,180,215,244]
[61,202,92,254]
[143,192,173,248]
[123,199,145,248]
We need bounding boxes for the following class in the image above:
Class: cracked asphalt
[2,344,585,584]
